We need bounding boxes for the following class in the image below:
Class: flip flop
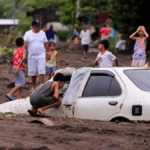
[28,110,37,117]
[6,94,14,101]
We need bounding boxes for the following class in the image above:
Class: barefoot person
[95,40,118,67]
[28,73,66,116]
[129,26,149,67]
[46,42,60,80]
[24,20,49,92]
[6,38,26,100]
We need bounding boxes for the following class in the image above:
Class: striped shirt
[95,51,116,67]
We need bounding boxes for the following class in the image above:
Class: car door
[73,69,127,121]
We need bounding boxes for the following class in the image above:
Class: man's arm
[117,34,122,40]
[44,42,49,52]
[56,52,60,69]
[115,58,119,66]
[52,82,59,99]
[14,49,26,73]
[23,40,28,49]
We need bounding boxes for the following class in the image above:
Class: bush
[147,51,150,57]
[0,46,14,55]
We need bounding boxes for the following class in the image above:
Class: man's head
[16,37,24,47]
[98,40,109,51]
[49,42,55,51]
[53,73,66,89]
[32,20,42,33]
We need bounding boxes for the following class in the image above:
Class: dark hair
[99,40,109,49]
[54,73,66,82]
[102,24,106,27]
[16,37,24,46]
[49,25,53,30]
[49,42,55,47]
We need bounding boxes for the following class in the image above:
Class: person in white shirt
[95,40,118,67]
[24,20,49,92]
[79,25,91,59]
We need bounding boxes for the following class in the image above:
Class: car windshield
[124,69,150,91]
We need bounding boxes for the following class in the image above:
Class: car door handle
[109,101,118,106]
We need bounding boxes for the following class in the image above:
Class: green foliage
[147,51,150,57]
[105,0,150,38]
[59,0,78,26]
[55,30,70,39]
[0,46,14,55]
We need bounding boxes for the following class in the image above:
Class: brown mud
[0,43,150,149]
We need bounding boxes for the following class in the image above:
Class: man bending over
[28,73,66,117]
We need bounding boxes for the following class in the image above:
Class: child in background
[95,40,118,67]
[46,42,60,80]
[6,37,26,100]
[129,26,149,67]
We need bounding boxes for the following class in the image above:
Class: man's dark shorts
[82,45,89,52]
[30,96,59,109]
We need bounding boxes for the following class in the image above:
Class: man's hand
[14,66,19,73]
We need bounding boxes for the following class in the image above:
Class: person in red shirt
[6,37,26,100]
[100,24,111,40]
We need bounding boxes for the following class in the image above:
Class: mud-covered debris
[30,118,54,126]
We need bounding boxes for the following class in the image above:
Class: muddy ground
[0,43,150,149]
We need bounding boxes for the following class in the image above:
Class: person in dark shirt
[47,25,55,43]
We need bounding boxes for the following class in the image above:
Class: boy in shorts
[95,40,118,67]
[6,38,26,100]
[28,73,66,116]
[46,42,60,80]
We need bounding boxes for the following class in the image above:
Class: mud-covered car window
[124,70,150,91]
[82,75,121,97]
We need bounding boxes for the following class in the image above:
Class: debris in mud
[30,118,54,126]
[7,82,15,88]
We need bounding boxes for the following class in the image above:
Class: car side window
[82,74,121,97]
[109,78,122,96]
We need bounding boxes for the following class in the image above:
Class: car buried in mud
[45,67,150,122]
[0,67,150,122]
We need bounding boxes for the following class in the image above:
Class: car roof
[91,67,149,72]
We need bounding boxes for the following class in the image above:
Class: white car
[45,67,150,121]
[0,67,150,122]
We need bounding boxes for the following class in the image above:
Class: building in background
[0,19,19,35]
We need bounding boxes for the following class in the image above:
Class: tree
[105,0,150,35]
